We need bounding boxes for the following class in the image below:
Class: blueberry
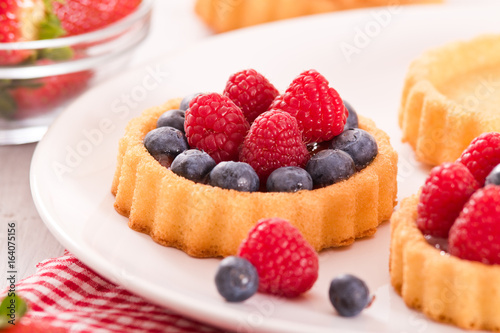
[215,256,259,302]
[329,274,371,317]
[157,109,185,133]
[343,100,359,131]
[486,164,500,186]
[179,93,201,111]
[170,149,216,183]
[330,129,378,171]
[208,161,259,192]
[144,126,189,167]
[266,166,313,192]
[305,149,355,187]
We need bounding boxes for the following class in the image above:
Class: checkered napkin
[3,252,224,333]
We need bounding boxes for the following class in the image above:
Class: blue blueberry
[266,166,313,192]
[208,161,259,192]
[305,149,355,187]
[485,164,500,186]
[157,109,185,133]
[170,149,216,183]
[179,93,201,111]
[343,100,359,131]
[215,256,259,302]
[329,274,371,317]
[144,126,189,167]
[330,128,378,171]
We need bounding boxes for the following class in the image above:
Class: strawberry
[52,0,142,36]
[223,69,279,124]
[449,185,500,265]
[417,162,479,238]
[269,69,347,143]
[238,217,319,298]
[458,132,500,186]
[239,109,310,183]
[184,93,250,163]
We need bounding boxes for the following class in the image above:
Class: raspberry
[417,162,479,238]
[449,185,500,265]
[223,69,279,124]
[269,69,347,143]
[458,132,500,186]
[238,217,319,297]
[239,110,310,183]
[184,93,250,163]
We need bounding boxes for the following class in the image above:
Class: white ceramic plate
[31,4,500,333]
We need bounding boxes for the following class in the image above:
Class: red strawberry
[52,0,142,36]
[449,185,500,265]
[223,69,279,123]
[238,217,319,297]
[4,317,68,333]
[269,69,347,143]
[417,162,479,238]
[458,132,500,186]
[185,93,250,163]
[239,109,310,183]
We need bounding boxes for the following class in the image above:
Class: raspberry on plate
[417,162,479,238]
[458,132,500,186]
[269,69,347,143]
[223,69,279,123]
[239,109,310,183]
[185,93,250,163]
[238,217,319,298]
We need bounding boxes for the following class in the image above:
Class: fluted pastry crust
[112,99,398,258]
[390,195,500,331]
[399,34,500,166]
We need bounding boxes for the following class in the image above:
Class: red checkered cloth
[2,252,225,333]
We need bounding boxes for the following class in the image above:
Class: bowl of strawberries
[0,0,153,144]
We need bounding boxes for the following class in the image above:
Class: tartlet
[399,34,500,166]
[111,98,398,258]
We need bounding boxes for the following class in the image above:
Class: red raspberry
[185,93,250,163]
[238,217,319,297]
[223,69,279,124]
[449,185,500,265]
[269,69,347,143]
[239,110,310,183]
[417,162,479,238]
[458,132,500,186]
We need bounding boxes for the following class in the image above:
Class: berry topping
[223,69,279,123]
[239,110,310,183]
[170,149,216,183]
[417,162,479,238]
[208,161,259,192]
[458,132,500,186]
[179,93,201,111]
[329,128,378,171]
[269,69,347,143]
[144,127,189,167]
[238,217,319,297]
[449,185,500,265]
[329,274,371,317]
[343,100,359,130]
[157,109,185,133]
[485,164,500,186]
[185,93,250,163]
[266,166,313,193]
[215,256,259,302]
[305,149,355,188]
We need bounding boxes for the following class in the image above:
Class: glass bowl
[0,0,154,145]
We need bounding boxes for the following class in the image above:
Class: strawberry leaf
[0,294,28,329]
[38,47,74,61]
[38,0,66,39]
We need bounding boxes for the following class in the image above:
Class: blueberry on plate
[329,274,371,317]
[330,128,378,171]
[179,93,201,111]
[144,126,189,167]
[266,166,313,192]
[208,161,259,192]
[305,149,355,187]
[170,149,216,183]
[485,164,500,186]
[157,109,186,133]
[215,256,259,302]
[343,100,359,131]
